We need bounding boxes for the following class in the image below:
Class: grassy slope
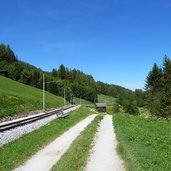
[74,97,93,105]
[98,94,116,114]
[98,94,116,106]
[0,76,68,117]
[113,114,171,171]
[0,106,94,171]
[106,106,113,114]
[51,114,103,171]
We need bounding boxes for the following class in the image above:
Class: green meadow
[113,113,171,171]
[0,76,67,117]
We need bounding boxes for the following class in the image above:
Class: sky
[1,0,171,90]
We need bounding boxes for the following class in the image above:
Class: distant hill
[96,81,132,98]
[74,97,93,105]
[98,94,116,106]
[0,76,68,118]
[0,43,132,105]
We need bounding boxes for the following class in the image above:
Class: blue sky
[1,0,171,90]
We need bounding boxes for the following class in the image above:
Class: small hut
[95,103,107,112]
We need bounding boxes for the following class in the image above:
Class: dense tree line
[0,46,97,102]
[116,90,144,115]
[0,44,17,62]
[51,64,97,102]
[96,80,145,115]
[0,44,98,103]
[145,56,171,118]
[96,81,131,98]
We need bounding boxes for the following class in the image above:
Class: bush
[124,100,139,115]
[112,102,120,113]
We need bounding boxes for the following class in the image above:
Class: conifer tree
[58,64,66,79]
[160,56,171,117]
[146,63,163,92]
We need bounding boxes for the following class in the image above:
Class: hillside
[74,97,93,105]
[0,76,68,118]
[0,44,132,105]
[98,94,116,106]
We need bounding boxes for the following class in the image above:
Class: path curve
[14,114,97,171]
[85,115,125,171]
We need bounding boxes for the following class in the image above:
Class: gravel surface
[14,114,97,171]
[0,105,80,146]
[0,106,68,123]
[85,115,125,171]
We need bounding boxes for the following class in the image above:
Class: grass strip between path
[113,113,171,171]
[51,114,104,171]
[0,106,94,171]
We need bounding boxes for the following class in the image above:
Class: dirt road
[14,114,97,171]
[85,115,125,171]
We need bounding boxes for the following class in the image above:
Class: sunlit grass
[0,76,68,117]
[98,94,116,105]
[74,97,93,105]
[113,113,171,171]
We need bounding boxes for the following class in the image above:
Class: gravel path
[14,114,97,171]
[85,115,125,171]
[0,105,80,146]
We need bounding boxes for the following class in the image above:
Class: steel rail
[0,105,77,132]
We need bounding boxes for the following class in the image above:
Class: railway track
[0,105,77,132]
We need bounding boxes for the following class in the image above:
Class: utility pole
[70,93,71,104]
[43,73,45,112]
[64,88,66,106]
[42,75,66,110]
[80,96,81,105]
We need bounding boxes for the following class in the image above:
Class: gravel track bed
[0,105,80,146]
[0,107,65,123]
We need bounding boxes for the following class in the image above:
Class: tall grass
[113,113,171,171]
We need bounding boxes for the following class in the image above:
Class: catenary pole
[80,96,81,105]
[43,75,66,111]
[43,73,45,112]
[64,88,66,106]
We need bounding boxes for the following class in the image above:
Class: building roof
[95,103,107,108]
